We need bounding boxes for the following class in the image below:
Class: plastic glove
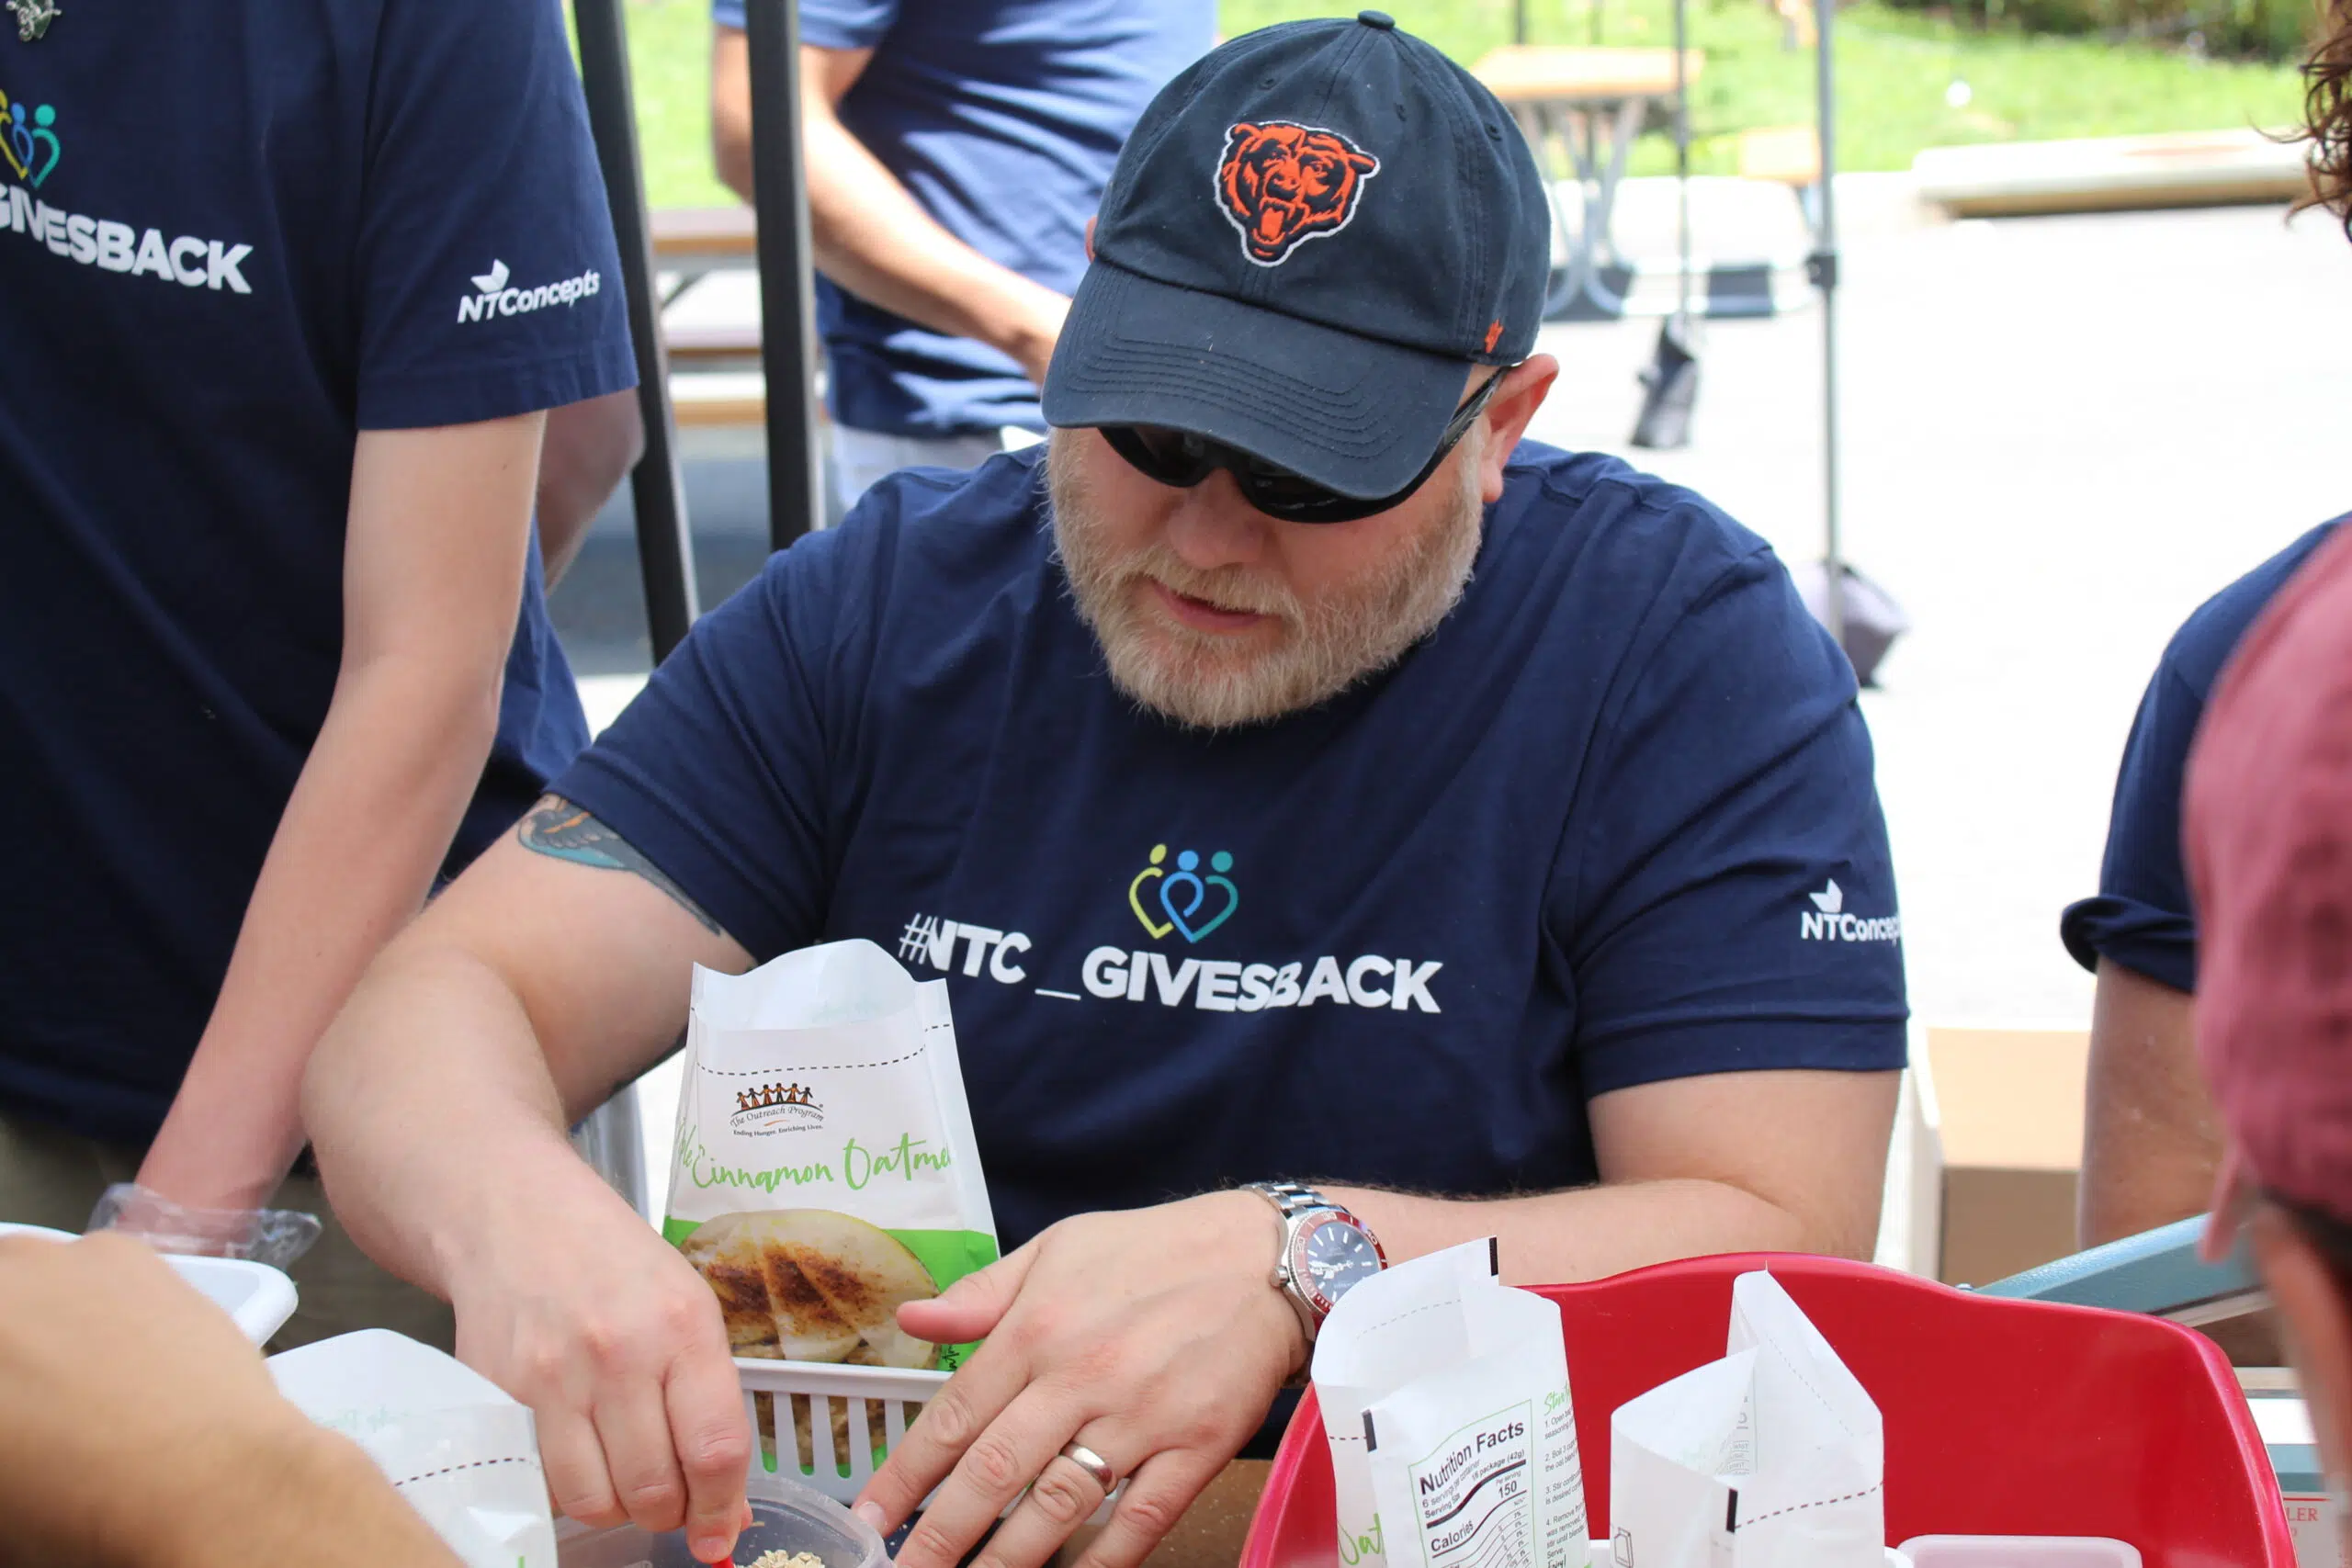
[88,1182,323,1269]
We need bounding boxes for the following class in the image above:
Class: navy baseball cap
[1042,12,1551,502]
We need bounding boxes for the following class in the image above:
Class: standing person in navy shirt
[310,21,1904,1565]
[709,0,1211,510]
[0,0,635,1348]
[2064,516,2344,1247]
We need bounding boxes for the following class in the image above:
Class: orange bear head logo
[1216,120,1381,266]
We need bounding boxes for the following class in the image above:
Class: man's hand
[303,808,758,1562]
[857,1192,1303,1568]
[437,1163,754,1564]
[0,1232,458,1568]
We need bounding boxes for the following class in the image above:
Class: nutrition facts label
[1400,1393,1590,1568]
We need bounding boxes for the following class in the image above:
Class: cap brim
[1043,263,1475,501]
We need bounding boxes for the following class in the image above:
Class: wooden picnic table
[1470,45,1705,319]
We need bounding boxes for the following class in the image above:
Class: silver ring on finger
[1057,1439,1120,1492]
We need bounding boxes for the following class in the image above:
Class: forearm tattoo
[517,795,722,935]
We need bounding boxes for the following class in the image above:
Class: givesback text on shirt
[899,841,1448,1014]
[554,446,1909,1247]
[2,182,254,289]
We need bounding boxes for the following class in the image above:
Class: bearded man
[302,17,1907,1568]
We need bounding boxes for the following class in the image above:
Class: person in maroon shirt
[2185,36,2352,1523]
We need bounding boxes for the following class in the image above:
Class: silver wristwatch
[1244,1180,1388,1351]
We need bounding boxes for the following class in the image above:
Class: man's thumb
[897,1244,1035,1344]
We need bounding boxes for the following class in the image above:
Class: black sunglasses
[1096,366,1514,524]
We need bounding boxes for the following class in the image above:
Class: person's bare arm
[711,32,1069,384]
[0,1233,460,1568]
[132,415,546,1220]
[537,389,646,587]
[863,1067,1901,1568]
[1339,1066,1899,1279]
[2079,958,2216,1247]
[304,802,755,1562]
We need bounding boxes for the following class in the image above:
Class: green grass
[616,0,739,209]
[606,0,2308,204]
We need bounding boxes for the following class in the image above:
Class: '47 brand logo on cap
[1216,120,1379,266]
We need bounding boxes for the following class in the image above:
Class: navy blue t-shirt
[2061,516,2346,993]
[710,0,1211,439]
[0,0,636,1143]
[556,443,1909,1249]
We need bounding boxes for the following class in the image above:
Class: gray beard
[1046,434,1486,731]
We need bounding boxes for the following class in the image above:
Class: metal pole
[1812,0,1846,649]
[568,0,675,1217]
[573,0,700,662]
[1514,0,1529,44]
[1673,0,1690,325]
[745,0,826,551]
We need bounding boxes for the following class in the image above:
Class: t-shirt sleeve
[2057,659,2201,993]
[352,0,638,429]
[715,0,902,49]
[1555,546,1908,1098]
[548,498,881,958]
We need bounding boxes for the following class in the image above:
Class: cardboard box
[1920,1026,2089,1287]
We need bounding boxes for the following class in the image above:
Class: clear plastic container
[0,1220,297,1343]
[557,1474,887,1568]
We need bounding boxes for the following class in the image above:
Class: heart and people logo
[1128,843,1239,944]
[0,86,62,188]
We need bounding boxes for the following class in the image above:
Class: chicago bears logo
[1215,120,1380,266]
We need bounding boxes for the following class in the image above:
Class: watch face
[1295,1216,1385,1312]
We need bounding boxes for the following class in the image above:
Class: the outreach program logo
[0,87,62,188]
[729,1079,821,1137]
[1129,843,1238,943]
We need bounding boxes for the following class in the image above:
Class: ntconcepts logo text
[1798,879,1901,943]
[456,260,600,324]
[1129,843,1238,943]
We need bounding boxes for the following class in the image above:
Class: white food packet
[268,1329,557,1568]
[666,938,998,1371]
[1609,1270,1883,1568]
[1314,1240,1589,1568]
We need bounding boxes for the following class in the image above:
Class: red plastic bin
[1242,1253,2290,1568]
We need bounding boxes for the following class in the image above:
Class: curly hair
[2301,0,2352,233]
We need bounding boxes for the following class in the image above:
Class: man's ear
[1474,354,1558,504]
[1085,215,1097,261]
[2253,1205,2352,1498]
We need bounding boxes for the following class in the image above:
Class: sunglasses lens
[1100,426,1383,521]
[1237,459,1340,513]
[1104,424,1207,485]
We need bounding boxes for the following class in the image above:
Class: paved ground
[551,189,2352,1043]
